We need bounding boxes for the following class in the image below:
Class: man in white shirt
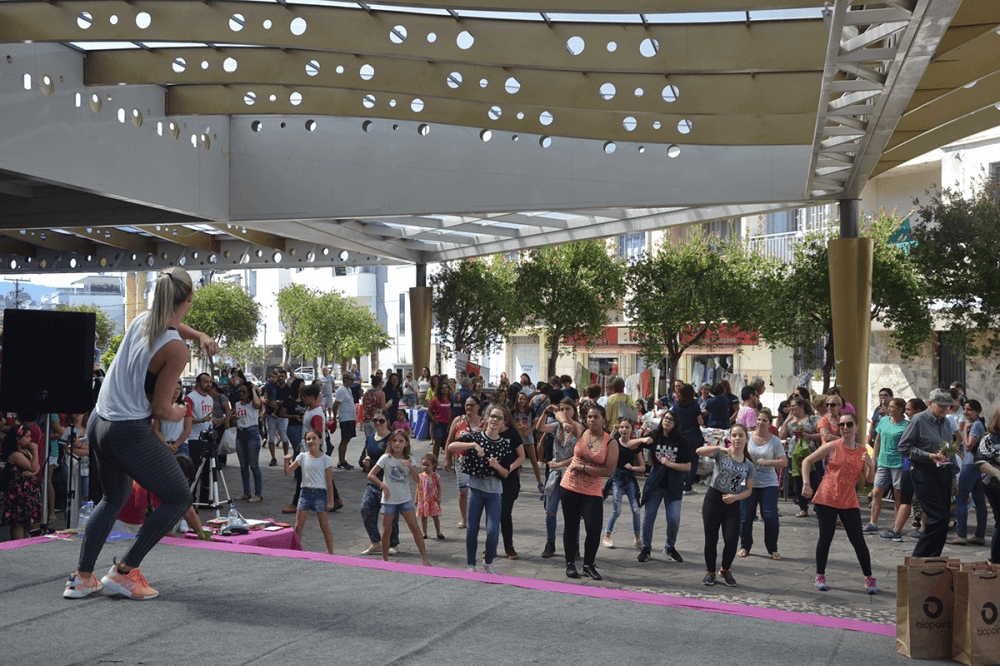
[332,374,356,471]
[184,373,216,502]
[320,367,335,420]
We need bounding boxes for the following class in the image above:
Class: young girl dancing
[368,430,431,566]
[284,429,336,554]
[417,453,444,540]
[695,423,755,587]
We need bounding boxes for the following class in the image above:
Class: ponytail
[144,267,192,351]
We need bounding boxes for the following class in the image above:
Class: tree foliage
[184,281,261,374]
[223,339,265,374]
[625,229,770,386]
[430,257,521,360]
[101,333,124,371]
[58,303,118,351]
[910,176,1000,360]
[276,283,389,369]
[756,212,931,391]
[515,241,627,377]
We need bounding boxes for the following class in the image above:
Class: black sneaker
[541,541,556,558]
[582,564,602,581]
[336,462,354,471]
[702,572,716,586]
[664,547,683,563]
[566,563,580,579]
[638,547,651,563]
[719,569,737,587]
[268,459,278,467]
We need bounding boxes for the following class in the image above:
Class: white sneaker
[466,564,476,573]
[359,544,380,555]
[388,547,398,555]
[178,519,189,533]
[484,562,497,574]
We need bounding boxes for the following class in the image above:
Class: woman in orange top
[801,414,877,594]
[560,404,618,581]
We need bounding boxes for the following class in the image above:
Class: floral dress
[2,463,41,526]
[416,471,442,517]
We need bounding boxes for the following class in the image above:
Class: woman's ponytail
[144,267,192,350]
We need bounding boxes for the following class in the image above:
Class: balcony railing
[745,231,803,263]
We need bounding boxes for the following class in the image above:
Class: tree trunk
[822,327,835,393]
[547,334,560,379]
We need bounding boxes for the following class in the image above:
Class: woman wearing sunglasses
[358,409,400,555]
[800,414,878,594]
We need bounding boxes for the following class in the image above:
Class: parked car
[294,366,315,382]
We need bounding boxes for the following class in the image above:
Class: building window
[616,232,645,260]
[990,161,1000,183]
[765,210,794,235]
[703,219,733,240]
[399,293,406,336]
[794,204,835,233]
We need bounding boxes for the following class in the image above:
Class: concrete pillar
[828,199,873,413]
[409,264,432,378]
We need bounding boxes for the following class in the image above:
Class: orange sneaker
[63,572,103,599]
[100,560,159,600]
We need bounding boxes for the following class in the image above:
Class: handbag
[220,427,237,455]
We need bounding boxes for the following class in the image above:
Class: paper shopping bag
[952,568,1000,666]
[897,560,955,659]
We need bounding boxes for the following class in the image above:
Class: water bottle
[78,501,94,534]
[228,502,240,526]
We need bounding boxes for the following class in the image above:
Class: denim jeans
[544,478,562,543]
[641,487,682,550]
[360,482,399,547]
[955,462,987,539]
[605,469,640,536]
[467,487,502,565]
[739,485,780,554]
[235,426,263,497]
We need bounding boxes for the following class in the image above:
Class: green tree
[756,212,931,391]
[101,333,124,371]
[430,257,521,360]
[516,241,627,377]
[276,283,317,365]
[58,303,118,351]
[184,281,261,375]
[910,175,1000,360]
[625,229,768,386]
[224,338,265,374]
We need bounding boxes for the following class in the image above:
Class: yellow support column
[409,285,432,378]
[828,200,874,415]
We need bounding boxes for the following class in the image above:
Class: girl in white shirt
[368,430,431,566]
[284,430,335,554]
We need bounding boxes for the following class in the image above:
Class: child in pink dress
[416,453,444,539]
[393,410,411,437]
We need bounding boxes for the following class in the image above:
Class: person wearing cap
[897,388,961,557]
[332,374,357,471]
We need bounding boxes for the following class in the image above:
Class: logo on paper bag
[916,596,951,630]
[983,602,998,626]
[924,597,944,619]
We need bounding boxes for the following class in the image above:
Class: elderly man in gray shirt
[897,388,959,557]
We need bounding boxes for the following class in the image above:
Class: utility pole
[12,277,31,309]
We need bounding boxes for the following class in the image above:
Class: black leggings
[561,488,603,566]
[79,416,192,573]
[500,471,520,549]
[702,487,741,572]
[814,504,872,576]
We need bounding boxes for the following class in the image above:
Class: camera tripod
[190,431,231,519]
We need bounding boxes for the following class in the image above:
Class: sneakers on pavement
[664,547,683,563]
[633,534,642,549]
[910,530,925,540]
[865,576,879,594]
[862,522,879,535]
[466,565,476,573]
[100,561,158,600]
[968,536,987,545]
[336,462,354,471]
[879,529,903,542]
[683,488,699,495]
[637,547,651,563]
[582,564,602,581]
[602,535,615,549]
[484,562,497,574]
[388,547,398,556]
[541,541,556,558]
[718,569,737,587]
[702,572,716,586]
[815,575,828,591]
[63,572,103,599]
[948,536,968,545]
[268,459,278,467]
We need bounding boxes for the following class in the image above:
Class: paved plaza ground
[3,434,991,665]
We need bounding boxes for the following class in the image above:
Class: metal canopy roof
[0,0,998,274]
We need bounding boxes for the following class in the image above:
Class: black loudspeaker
[1,309,96,414]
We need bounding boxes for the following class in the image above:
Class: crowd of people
[2,271,999,601]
